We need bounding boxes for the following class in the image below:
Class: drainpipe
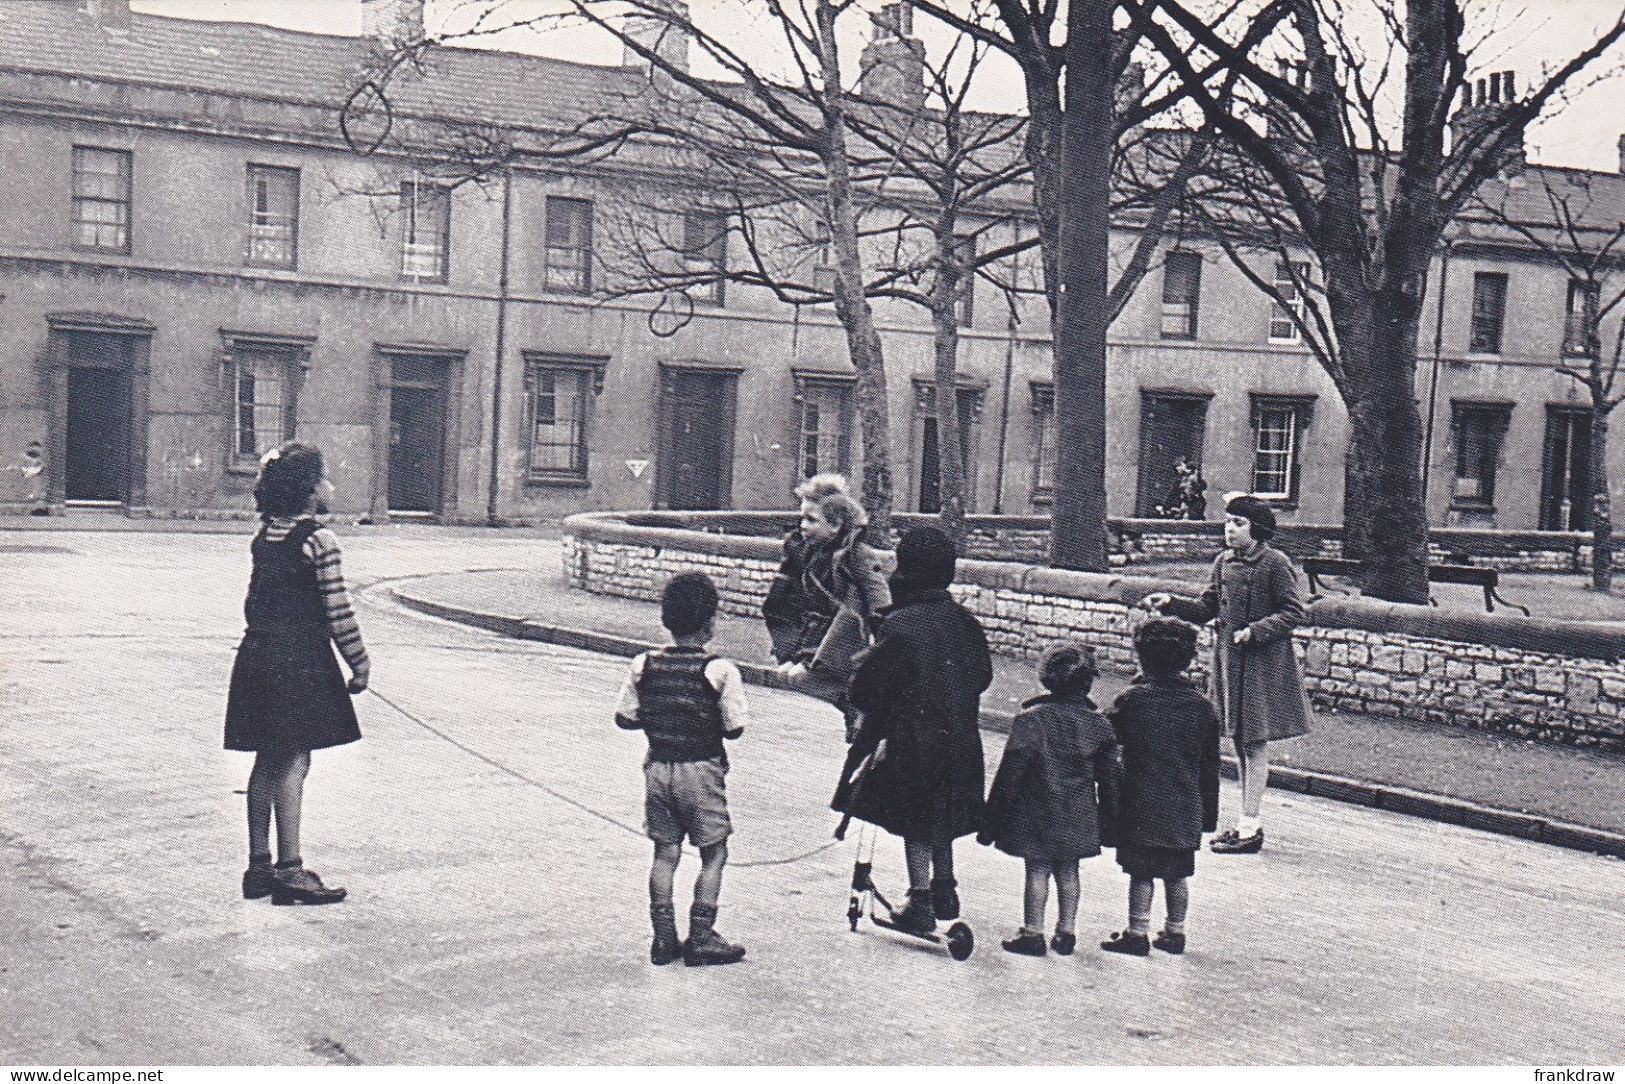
[486,166,514,526]
[1420,239,1453,521]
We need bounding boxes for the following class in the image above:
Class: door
[915,385,981,514]
[388,384,445,514]
[1135,393,1209,518]
[65,365,130,503]
[659,369,736,510]
[1540,407,1592,531]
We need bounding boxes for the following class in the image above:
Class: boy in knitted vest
[615,572,752,966]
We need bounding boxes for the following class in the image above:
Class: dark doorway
[388,365,446,515]
[1540,406,1592,531]
[658,368,736,510]
[1135,392,1209,518]
[65,354,131,503]
[916,387,979,514]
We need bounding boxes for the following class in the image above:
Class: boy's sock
[688,903,719,942]
[248,852,273,868]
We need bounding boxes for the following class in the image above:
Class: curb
[391,587,1625,861]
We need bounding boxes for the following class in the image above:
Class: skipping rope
[365,687,840,869]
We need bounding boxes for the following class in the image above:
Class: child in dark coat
[979,642,1119,957]
[1101,618,1221,957]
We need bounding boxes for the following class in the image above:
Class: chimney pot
[622,0,691,76]
[1618,133,1625,176]
[860,2,924,112]
[79,0,132,30]
[360,0,425,45]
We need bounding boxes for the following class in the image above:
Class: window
[1449,402,1511,508]
[953,233,977,328]
[1564,279,1600,358]
[72,147,131,252]
[1468,272,1507,354]
[246,165,299,268]
[400,181,451,282]
[1030,383,1056,505]
[543,197,593,294]
[796,377,852,479]
[1250,396,1314,503]
[229,346,303,465]
[524,355,603,483]
[1268,259,1309,343]
[682,211,728,305]
[1161,251,1202,339]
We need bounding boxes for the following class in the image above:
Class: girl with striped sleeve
[226,442,369,905]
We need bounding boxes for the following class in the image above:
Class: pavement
[2,521,1623,1066]
[392,559,1625,852]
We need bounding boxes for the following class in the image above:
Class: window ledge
[525,475,591,489]
[225,461,260,477]
[1449,502,1496,514]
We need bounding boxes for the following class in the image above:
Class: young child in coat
[979,642,1119,957]
[615,572,752,967]
[1101,617,1221,956]
[224,442,369,905]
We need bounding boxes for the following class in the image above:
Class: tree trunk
[1591,406,1613,591]
[929,294,968,545]
[1344,333,1430,602]
[1047,0,1112,572]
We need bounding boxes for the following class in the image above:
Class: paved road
[2,527,1622,1066]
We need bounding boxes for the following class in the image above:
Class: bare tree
[1471,174,1625,590]
[1139,0,1625,601]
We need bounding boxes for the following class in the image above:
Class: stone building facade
[1,0,1622,530]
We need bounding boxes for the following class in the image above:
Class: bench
[1301,557,1531,616]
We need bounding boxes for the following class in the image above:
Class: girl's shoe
[889,890,937,935]
[1099,930,1150,956]
[1153,930,1187,955]
[1210,828,1264,854]
[931,878,960,920]
[271,866,347,906]
[241,863,276,900]
[1050,932,1077,956]
[1001,931,1047,957]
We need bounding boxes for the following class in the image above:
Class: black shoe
[931,879,960,920]
[651,933,683,966]
[1002,931,1047,957]
[242,863,276,900]
[1100,930,1150,956]
[1050,932,1077,956]
[270,866,347,906]
[889,890,937,935]
[1153,930,1186,955]
[683,928,746,967]
[1210,828,1264,854]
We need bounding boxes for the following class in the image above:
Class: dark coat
[763,529,890,702]
[978,691,1119,862]
[1107,675,1221,850]
[1162,543,1312,744]
[831,587,993,843]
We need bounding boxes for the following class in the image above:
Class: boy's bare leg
[693,841,727,908]
[650,842,682,907]
[1022,859,1052,933]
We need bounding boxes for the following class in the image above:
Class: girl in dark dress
[225,442,369,905]
[980,643,1119,957]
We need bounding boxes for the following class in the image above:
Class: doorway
[914,385,981,514]
[63,335,134,504]
[658,367,737,510]
[1540,406,1592,531]
[387,358,446,516]
[1135,391,1210,518]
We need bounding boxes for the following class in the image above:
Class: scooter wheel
[946,922,974,961]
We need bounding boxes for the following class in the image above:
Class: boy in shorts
[615,572,751,967]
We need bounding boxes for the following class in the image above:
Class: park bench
[1301,556,1531,617]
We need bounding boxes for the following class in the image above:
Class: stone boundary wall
[614,510,1607,572]
[565,511,1625,751]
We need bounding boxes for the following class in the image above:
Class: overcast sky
[131,0,1625,173]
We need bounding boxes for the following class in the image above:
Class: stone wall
[564,511,1625,751]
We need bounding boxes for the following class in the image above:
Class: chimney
[1618,133,1625,176]
[1450,70,1525,174]
[360,0,425,46]
[78,0,132,30]
[622,0,691,76]
[859,2,925,112]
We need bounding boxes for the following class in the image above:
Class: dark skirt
[225,632,361,754]
[1116,844,1196,880]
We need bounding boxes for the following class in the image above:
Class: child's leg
[649,842,682,908]
[1229,735,1248,828]
[931,840,956,887]
[693,841,728,909]
[246,753,278,861]
[903,839,932,893]
[271,751,311,866]
[686,841,745,963]
[1239,741,1270,825]
[1053,860,1081,935]
[1163,876,1190,935]
[1128,876,1155,935]
[1022,859,1052,934]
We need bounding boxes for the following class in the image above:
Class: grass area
[1137,560,1625,623]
